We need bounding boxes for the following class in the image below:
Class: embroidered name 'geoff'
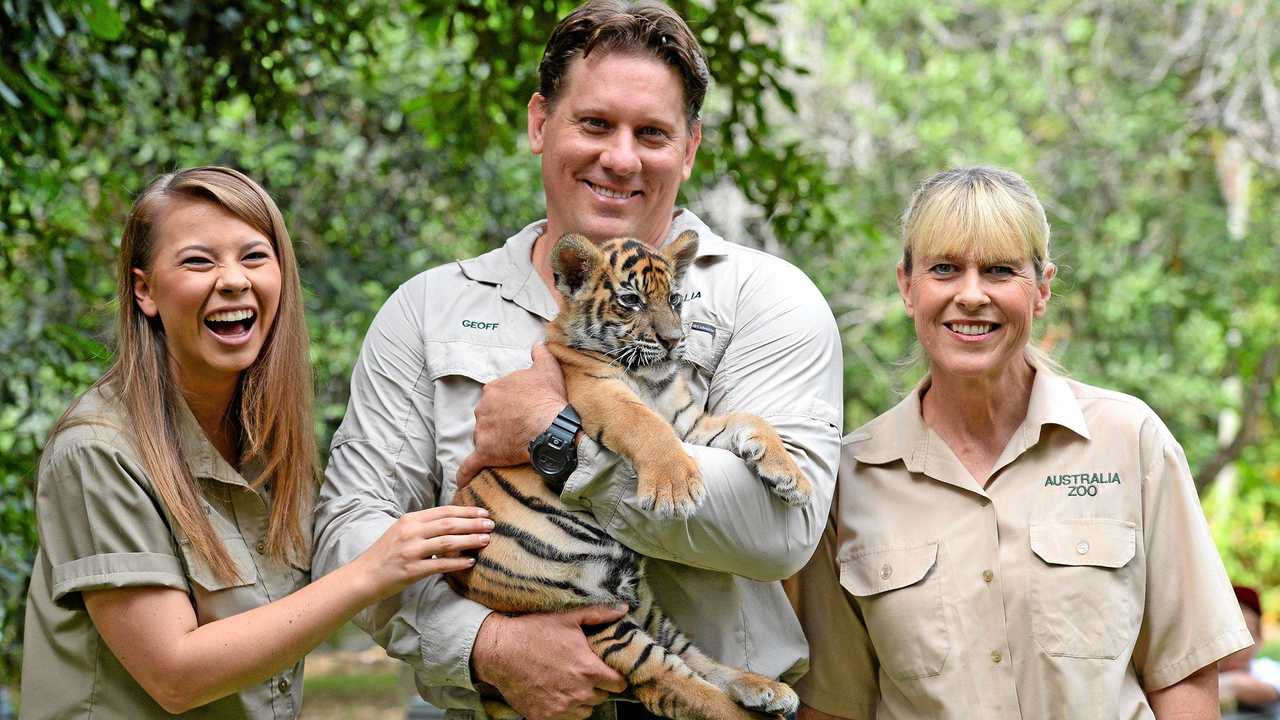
[462,320,499,330]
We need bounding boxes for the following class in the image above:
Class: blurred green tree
[4,0,1280,690]
[0,0,827,684]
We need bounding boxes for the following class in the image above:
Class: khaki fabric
[795,371,1252,720]
[21,384,308,719]
[313,210,844,713]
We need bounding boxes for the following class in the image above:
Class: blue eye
[988,265,1015,277]
[930,263,956,275]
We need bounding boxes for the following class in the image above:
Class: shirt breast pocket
[1029,519,1141,659]
[428,341,533,498]
[840,541,950,681]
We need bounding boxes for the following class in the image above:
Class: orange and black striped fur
[447,231,811,720]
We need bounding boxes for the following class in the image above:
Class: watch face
[533,444,566,475]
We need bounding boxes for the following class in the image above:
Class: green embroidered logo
[462,320,499,330]
[1044,472,1121,497]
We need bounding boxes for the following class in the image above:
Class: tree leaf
[84,0,126,40]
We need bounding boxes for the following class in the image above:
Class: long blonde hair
[53,166,317,582]
[900,165,1061,373]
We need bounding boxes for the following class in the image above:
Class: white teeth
[207,309,254,322]
[951,323,992,336]
[587,181,633,200]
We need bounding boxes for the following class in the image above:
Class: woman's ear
[896,262,915,318]
[1034,263,1056,317]
[133,268,159,318]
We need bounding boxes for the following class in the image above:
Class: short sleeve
[1130,419,1253,690]
[793,517,879,718]
[36,439,187,606]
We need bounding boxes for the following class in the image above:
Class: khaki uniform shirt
[313,210,843,714]
[21,384,308,719]
[795,371,1252,720]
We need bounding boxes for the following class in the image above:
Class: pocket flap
[179,538,258,591]
[1030,519,1136,569]
[839,542,939,597]
[426,340,532,384]
[681,319,729,375]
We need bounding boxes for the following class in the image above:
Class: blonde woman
[795,167,1251,719]
[21,166,492,718]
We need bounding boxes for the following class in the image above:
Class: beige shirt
[313,210,844,713]
[795,371,1252,720]
[21,384,308,719]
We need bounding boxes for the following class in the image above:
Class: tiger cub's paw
[635,451,704,518]
[734,427,813,507]
[725,673,800,715]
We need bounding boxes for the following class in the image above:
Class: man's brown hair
[538,0,710,124]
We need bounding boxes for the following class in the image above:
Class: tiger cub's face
[550,230,699,370]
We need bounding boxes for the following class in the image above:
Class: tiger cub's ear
[551,233,603,298]
[663,230,699,281]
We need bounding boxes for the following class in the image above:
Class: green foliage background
[3,0,1279,685]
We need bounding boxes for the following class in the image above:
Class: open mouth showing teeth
[946,322,999,336]
[204,309,256,337]
[585,181,639,200]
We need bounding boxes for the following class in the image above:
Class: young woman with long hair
[21,166,492,718]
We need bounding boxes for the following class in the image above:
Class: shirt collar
[456,209,732,320]
[846,368,1091,470]
[173,394,253,487]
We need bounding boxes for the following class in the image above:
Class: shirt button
[982,570,994,583]
[991,651,1003,664]
[278,677,289,692]
[1076,541,1090,555]
[256,540,266,554]
[880,563,893,580]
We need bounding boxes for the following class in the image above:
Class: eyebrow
[922,253,1022,266]
[176,239,271,255]
[575,106,680,131]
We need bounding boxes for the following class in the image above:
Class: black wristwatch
[529,405,582,482]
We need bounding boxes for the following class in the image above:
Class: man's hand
[1220,669,1280,706]
[457,343,567,487]
[472,605,629,720]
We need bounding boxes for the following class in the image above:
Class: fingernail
[477,508,490,517]
[479,534,491,543]
[483,520,495,530]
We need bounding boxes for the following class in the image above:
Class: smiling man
[312,3,843,720]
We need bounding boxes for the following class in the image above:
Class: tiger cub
[448,230,811,720]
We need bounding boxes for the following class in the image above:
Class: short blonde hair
[901,166,1051,278]
[900,166,1061,374]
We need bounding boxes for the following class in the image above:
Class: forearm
[84,561,379,714]
[1221,671,1280,705]
[172,561,378,709]
[313,489,492,690]
[566,414,838,580]
[1147,663,1219,719]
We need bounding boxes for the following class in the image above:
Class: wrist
[471,611,507,685]
[340,553,383,607]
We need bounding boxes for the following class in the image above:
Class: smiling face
[529,50,701,248]
[898,253,1054,385]
[132,198,281,392]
